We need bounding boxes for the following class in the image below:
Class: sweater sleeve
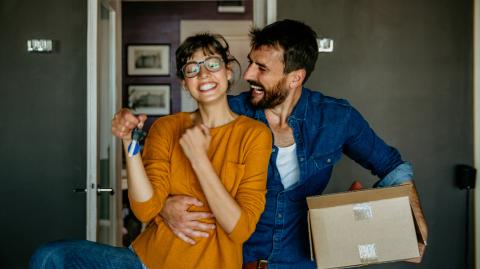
[129,119,173,223]
[228,124,272,243]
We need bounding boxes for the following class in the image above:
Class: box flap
[307,184,412,209]
[408,184,428,258]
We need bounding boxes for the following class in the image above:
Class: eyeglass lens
[183,56,223,78]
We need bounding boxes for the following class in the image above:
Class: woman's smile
[199,82,217,92]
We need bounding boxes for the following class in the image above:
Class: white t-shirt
[276,143,300,189]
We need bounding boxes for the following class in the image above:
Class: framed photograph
[128,45,170,75]
[128,85,170,115]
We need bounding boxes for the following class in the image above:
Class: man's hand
[348,181,363,191]
[160,195,216,245]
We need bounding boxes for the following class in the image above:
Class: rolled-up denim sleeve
[373,162,413,187]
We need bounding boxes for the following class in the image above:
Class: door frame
[86,0,120,243]
[475,0,479,267]
[86,0,98,242]
[253,0,277,27]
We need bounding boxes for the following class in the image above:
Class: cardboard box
[307,184,421,268]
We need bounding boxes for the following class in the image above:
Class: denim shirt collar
[290,87,309,121]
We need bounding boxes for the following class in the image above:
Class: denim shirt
[228,88,413,269]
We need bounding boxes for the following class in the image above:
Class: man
[120,20,427,268]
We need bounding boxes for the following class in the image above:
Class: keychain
[128,127,146,157]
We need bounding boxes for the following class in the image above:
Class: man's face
[243,46,289,109]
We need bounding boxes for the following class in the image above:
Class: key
[128,127,146,157]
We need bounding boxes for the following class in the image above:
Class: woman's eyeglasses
[182,56,224,78]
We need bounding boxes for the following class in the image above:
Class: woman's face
[181,49,232,106]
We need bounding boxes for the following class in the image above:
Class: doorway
[87,0,276,246]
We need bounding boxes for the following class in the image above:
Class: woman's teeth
[200,83,216,91]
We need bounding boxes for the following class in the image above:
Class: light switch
[317,38,334,53]
[27,39,53,52]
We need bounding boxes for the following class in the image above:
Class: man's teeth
[251,85,264,92]
[200,83,216,91]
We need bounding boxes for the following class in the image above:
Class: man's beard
[249,77,289,109]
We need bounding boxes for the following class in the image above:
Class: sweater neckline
[181,112,242,133]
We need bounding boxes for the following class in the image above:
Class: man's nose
[243,64,255,81]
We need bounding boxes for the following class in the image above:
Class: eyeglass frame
[181,56,225,78]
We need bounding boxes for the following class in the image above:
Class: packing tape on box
[353,203,373,221]
[358,243,378,263]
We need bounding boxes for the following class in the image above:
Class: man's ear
[288,69,306,88]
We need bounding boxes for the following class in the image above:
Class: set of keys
[127,127,146,157]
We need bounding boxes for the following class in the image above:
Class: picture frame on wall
[128,85,171,115]
[127,45,170,75]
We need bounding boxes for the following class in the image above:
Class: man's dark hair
[175,33,236,79]
[250,19,318,83]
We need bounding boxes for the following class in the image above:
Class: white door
[86,0,120,245]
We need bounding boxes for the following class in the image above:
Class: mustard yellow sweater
[130,112,272,269]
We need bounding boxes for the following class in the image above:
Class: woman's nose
[198,64,210,78]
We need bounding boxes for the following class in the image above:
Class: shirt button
[326,158,331,163]
[299,157,304,162]
[277,213,282,218]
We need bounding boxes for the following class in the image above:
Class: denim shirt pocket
[221,161,246,196]
[312,150,342,171]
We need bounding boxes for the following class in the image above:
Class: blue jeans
[29,240,147,269]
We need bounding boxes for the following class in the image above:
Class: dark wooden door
[0,0,87,268]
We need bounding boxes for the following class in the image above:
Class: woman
[29,33,271,269]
